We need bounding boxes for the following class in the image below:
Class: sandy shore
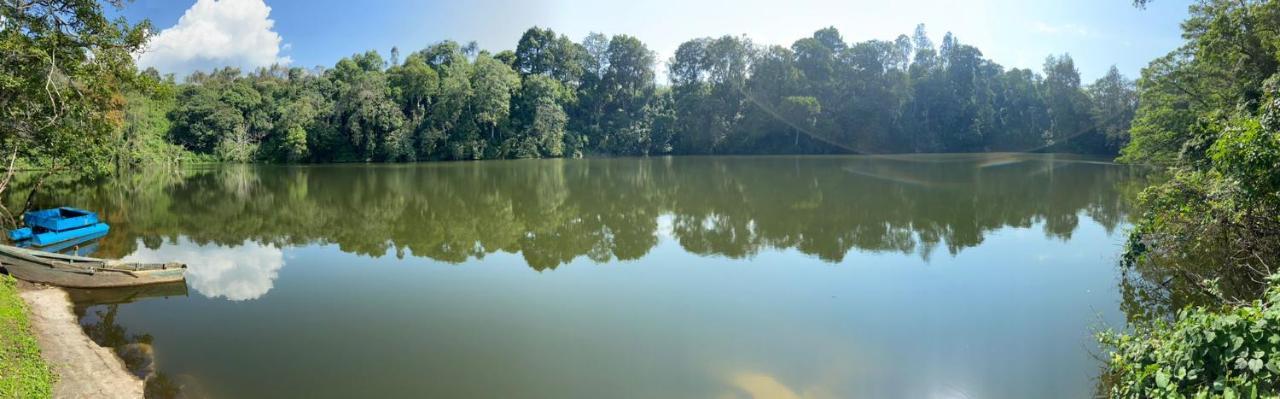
[19,284,143,399]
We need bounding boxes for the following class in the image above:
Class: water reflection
[23,154,1146,273]
[68,283,204,398]
[121,239,284,301]
[19,154,1155,398]
[77,304,209,398]
[66,283,189,307]
[725,372,813,399]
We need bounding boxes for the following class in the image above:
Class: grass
[0,275,55,398]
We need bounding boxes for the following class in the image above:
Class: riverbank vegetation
[0,275,55,398]
[1100,0,1280,397]
[1100,276,1280,398]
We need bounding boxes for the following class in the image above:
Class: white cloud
[1032,21,1098,38]
[136,0,291,76]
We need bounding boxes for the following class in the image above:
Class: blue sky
[115,0,1193,82]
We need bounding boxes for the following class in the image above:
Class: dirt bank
[19,284,143,398]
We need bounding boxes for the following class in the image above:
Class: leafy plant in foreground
[1101,275,1280,399]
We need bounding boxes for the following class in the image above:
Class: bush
[1100,275,1280,399]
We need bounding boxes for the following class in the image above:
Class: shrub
[1100,275,1280,399]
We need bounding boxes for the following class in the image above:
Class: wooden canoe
[0,244,186,288]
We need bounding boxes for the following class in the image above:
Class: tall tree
[511,74,570,157]
[1087,66,1137,154]
[468,53,520,158]
[0,0,150,205]
[329,51,407,161]
[514,27,586,87]
[1042,54,1094,152]
[669,36,754,153]
[597,35,656,153]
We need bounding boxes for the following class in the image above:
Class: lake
[40,154,1149,398]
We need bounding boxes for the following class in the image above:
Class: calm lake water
[44,154,1149,398]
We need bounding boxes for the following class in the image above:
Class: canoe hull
[0,245,186,288]
[2,259,186,288]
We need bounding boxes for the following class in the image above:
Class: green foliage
[0,275,56,398]
[1119,0,1280,298]
[1210,118,1279,200]
[525,102,568,157]
[514,27,586,85]
[0,1,1140,201]
[1100,275,1280,399]
[596,34,659,154]
[1091,66,1139,153]
[213,130,259,163]
[1121,0,1280,165]
[1043,54,1100,152]
[0,0,151,192]
[151,25,1136,164]
[116,70,191,167]
[170,68,260,157]
[469,53,521,156]
[1110,1,1280,395]
[778,96,821,148]
[331,53,408,161]
[280,125,309,163]
[388,55,439,113]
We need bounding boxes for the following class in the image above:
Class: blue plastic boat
[8,227,32,241]
[19,230,107,256]
[31,223,109,246]
[8,207,111,247]
[25,207,100,232]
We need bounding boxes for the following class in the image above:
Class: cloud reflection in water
[122,238,284,301]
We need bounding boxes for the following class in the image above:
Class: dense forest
[119,25,1137,165]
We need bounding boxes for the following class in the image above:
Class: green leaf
[1156,369,1171,388]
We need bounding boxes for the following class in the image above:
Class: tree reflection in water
[23,154,1147,270]
[19,154,1181,397]
[31,154,1214,326]
[69,284,206,398]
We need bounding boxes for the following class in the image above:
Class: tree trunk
[21,172,49,215]
[0,146,20,200]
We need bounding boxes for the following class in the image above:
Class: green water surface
[53,154,1148,398]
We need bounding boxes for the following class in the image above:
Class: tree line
[122,25,1138,165]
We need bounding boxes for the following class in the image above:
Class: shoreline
[18,282,143,398]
